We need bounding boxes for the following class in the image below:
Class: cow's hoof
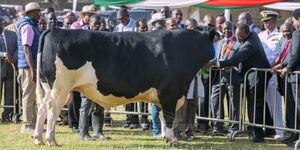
[32,135,45,145]
[46,139,60,147]
[34,139,45,145]
[170,141,181,146]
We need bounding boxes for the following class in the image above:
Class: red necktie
[279,40,291,64]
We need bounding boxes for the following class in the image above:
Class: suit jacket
[213,37,243,85]
[277,37,291,94]
[287,30,300,81]
[0,30,17,78]
[219,31,271,76]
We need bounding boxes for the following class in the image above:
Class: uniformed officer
[258,10,284,139]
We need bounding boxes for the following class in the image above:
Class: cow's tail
[36,29,51,104]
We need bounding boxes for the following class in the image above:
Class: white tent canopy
[264,0,300,11]
[127,0,208,9]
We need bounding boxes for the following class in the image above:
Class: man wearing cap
[238,12,261,34]
[149,13,166,31]
[16,2,42,133]
[258,10,284,140]
[71,5,95,30]
[0,17,17,123]
[280,8,300,147]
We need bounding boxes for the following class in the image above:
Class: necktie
[279,40,291,64]
[220,39,233,60]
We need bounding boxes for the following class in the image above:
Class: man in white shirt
[258,10,284,140]
[114,8,138,129]
[114,8,135,32]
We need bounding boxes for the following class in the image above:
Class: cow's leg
[159,95,185,146]
[33,82,51,145]
[45,89,69,146]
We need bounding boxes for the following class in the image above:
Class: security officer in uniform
[258,10,284,139]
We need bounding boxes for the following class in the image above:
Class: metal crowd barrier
[0,63,19,123]
[240,68,300,150]
[196,67,244,141]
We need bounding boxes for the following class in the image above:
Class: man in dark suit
[207,24,271,142]
[272,22,297,144]
[280,8,300,147]
[210,21,242,135]
[0,17,17,123]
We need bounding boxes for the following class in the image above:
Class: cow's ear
[209,29,216,41]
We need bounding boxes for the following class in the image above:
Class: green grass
[0,117,293,150]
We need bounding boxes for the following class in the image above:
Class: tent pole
[224,9,231,21]
[72,0,77,13]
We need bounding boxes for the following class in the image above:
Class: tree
[48,0,64,11]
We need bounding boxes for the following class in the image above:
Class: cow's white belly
[54,57,161,108]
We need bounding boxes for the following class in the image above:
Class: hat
[292,8,300,19]
[148,13,166,25]
[81,5,96,14]
[260,10,278,21]
[24,2,42,14]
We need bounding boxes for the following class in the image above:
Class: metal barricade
[196,67,244,141]
[0,63,18,123]
[240,68,300,150]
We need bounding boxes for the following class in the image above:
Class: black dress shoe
[287,141,300,148]
[251,136,265,143]
[212,129,225,136]
[280,133,298,144]
[122,123,130,128]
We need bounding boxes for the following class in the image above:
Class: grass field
[0,113,294,150]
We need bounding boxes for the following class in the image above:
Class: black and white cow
[32,28,213,146]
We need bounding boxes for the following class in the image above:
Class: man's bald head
[238,12,253,25]
[281,22,294,40]
[160,6,171,18]
[203,15,215,27]
[185,18,198,29]
[171,9,183,24]
[222,21,234,38]
[166,18,178,30]
[117,8,130,25]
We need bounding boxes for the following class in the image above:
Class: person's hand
[30,68,36,82]
[5,54,14,64]
[203,60,214,68]
[279,68,288,77]
[271,64,282,74]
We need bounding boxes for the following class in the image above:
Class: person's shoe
[251,136,265,143]
[1,118,11,124]
[280,133,299,144]
[20,126,35,134]
[153,134,161,139]
[122,123,130,128]
[212,129,225,136]
[93,133,111,140]
[104,122,112,127]
[264,129,276,138]
[186,135,195,141]
[72,127,80,133]
[129,124,140,129]
[141,123,150,130]
[80,135,95,141]
[274,134,284,140]
[287,141,300,148]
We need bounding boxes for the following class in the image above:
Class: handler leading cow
[32,28,214,146]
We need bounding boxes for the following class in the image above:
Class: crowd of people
[1,1,300,148]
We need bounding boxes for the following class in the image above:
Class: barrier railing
[0,62,18,123]
[240,68,300,150]
[196,67,244,140]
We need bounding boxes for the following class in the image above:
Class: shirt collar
[266,27,279,36]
